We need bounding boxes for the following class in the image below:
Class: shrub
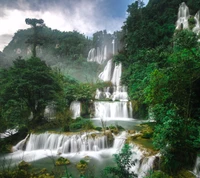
[69,119,94,131]
[103,144,137,178]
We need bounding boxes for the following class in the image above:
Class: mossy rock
[18,160,31,170]
[175,169,195,178]
[76,159,88,174]
[141,124,153,139]
[128,130,136,134]
[104,130,114,147]
[130,133,143,140]
[55,157,70,166]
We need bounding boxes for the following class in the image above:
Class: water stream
[1,131,156,178]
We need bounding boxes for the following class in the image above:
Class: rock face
[104,130,114,147]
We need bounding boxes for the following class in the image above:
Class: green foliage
[173,29,199,50]
[3,27,92,66]
[116,0,200,173]
[94,126,102,131]
[25,18,45,57]
[0,161,55,178]
[64,81,96,106]
[145,30,200,172]
[145,170,171,178]
[188,16,196,30]
[0,57,63,130]
[103,144,137,178]
[69,118,94,131]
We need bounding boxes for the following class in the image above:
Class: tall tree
[0,57,63,128]
[25,18,44,57]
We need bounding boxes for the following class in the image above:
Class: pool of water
[91,118,144,130]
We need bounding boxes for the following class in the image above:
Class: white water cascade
[94,101,132,119]
[87,46,107,64]
[70,101,81,119]
[176,2,190,30]
[96,60,129,102]
[98,59,113,82]
[25,132,109,153]
[176,2,200,38]
[193,156,200,177]
[193,11,200,35]
[8,132,156,178]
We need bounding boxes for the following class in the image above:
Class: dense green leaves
[103,144,137,178]
[116,0,200,173]
[0,57,63,130]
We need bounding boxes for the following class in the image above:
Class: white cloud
[0,1,127,51]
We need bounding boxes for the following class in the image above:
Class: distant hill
[3,26,92,66]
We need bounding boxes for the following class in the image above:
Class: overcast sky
[0,0,149,51]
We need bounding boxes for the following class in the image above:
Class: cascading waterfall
[93,46,130,118]
[25,132,109,153]
[10,131,156,177]
[44,104,56,119]
[176,2,200,37]
[94,101,132,119]
[87,46,107,64]
[111,62,122,86]
[193,11,200,35]
[193,156,200,177]
[98,59,113,82]
[176,2,190,30]
[95,60,129,102]
[70,101,81,119]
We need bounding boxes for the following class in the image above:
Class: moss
[174,169,195,178]
[18,161,31,170]
[55,157,70,166]
[76,160,88,175]
[145,170,172,178]
[140,123,155,139]
[94,126,102,131]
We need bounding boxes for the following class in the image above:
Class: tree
[103,144,137,178]
[143,30,200,173]
[0,57,63,128]
[25,18,44,57]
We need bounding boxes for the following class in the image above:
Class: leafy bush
[69,118,94,131]
[94,127,102,131]
[103,144,137,178]
[145,170,171,178]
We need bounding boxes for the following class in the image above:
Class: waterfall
[70,101,81,119]
[193,11,200,35]
[12,134,29,151]
[87,46,107,64]
[96,60,129,101]
[112,86,129,101]
[44,104,56,119]
[193,156,200,177]
[113,131,127,149]
[25,132,109,153]
[98,59,113,82]
[94,101,132,119]
[10,131,156,177]
[111,63,122,86]
[176,2,190,30]
[112,39,115,55]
